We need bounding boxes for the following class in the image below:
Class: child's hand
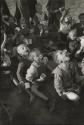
[25,82,30,89]
[36,79,44,82]
[40,73,46,79]
[36,73,46,82]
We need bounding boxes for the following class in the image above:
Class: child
[68,27,84,58]
[73,13,84,37]
[25,48,48,101]
[78,13,84,36]
[59,8,74,42]
[67,28,80,59]
[16,44,30,86]
[76,36,84,55]
[52,50,84,103]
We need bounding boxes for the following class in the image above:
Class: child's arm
[1,33,7,54]
[52,68,66,97]
[17,61,26,85]
[36,73,46,82]
[54,73,65,96]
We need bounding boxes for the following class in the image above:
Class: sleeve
[26,65,36,82]
[17,61,26,83]
[54,69,65,96]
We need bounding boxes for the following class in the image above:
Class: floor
[0,73,84,125]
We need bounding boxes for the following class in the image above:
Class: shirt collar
[58,63,70,72]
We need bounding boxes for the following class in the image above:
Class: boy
[52,50,84,102]
[72,13,84,37]
[68,27,84,58]
[26,48,48,101]
[67,28,80,59]
[59,8,74,42]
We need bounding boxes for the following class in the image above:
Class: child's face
[57,50,70,66]
[34,52,43,63]
[68,29,77,40]
[17,44,29,56]
[22,46,29,56]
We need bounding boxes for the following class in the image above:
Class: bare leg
[26,89,35,104]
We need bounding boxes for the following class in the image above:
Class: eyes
[58,50,68,56]
[22,46,26,51]
[21,46,29,53]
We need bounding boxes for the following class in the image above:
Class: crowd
[1,1,84,112]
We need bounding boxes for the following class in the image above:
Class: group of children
[1,2,84,111]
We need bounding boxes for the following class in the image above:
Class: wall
[65,0,84,22]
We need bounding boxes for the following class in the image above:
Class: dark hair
[78,13,84,20]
